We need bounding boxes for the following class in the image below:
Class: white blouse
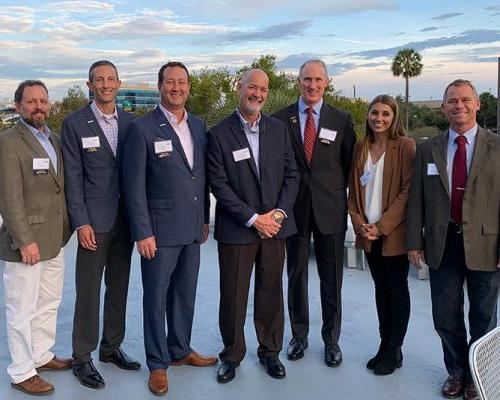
[364,152,385,224]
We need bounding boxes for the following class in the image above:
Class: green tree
[477,92,497,129]
[391,48,423,132]
[48,86,88,133]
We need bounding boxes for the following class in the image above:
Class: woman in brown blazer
[348,95,415,375]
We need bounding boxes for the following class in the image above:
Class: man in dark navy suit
[61,60,140,389]
[207,69,299,383]
[122,61,217,396]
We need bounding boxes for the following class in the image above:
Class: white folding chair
[469,325,500,400]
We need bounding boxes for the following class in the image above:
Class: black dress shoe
[217,361,238,384]
[259,356,286,379]
[73,360,105,389]
[287,337,308,361]
[99,348,141,370]
[324,344,342,367]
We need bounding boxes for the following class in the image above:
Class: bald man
[207,69,299,383]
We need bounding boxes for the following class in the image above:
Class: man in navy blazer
[207,69,299,383]
[122,61,217,396]
[61,60,140,389]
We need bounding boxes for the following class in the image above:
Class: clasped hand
[253,209,281,239]
[360,223,380,241]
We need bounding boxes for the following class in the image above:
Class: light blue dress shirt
[20,118,57,174]
[298,97,322,142]
[446,124,477,192]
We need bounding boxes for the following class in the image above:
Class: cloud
[431,12,463,20]
[178,0,397,20]
[420,26,440,32]
[217,20,311,44]
[45,1,114,12]
[490,12,500,16]
[393,32,405,36]
[0,6,34,33]
[327,62,358,75]
[484,5,500,11]
[278,53,324,69]
[349,29,500,59]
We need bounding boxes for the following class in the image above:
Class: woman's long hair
[356,95,406,170]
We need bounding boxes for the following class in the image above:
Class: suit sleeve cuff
[245,213,258,227]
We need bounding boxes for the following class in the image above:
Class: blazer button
[192,176,195,180]
[462,221,468,226]
[56,189,61,193]
[193,196,198,201]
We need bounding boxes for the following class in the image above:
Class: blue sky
[0,0,499,102]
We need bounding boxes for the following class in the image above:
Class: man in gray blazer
[407,79,500,400]
[0,80,72,396]
[61,60,140,389]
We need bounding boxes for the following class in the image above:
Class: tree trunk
[405,75,409,133]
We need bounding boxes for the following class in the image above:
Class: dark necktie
[303,107,317,164]
[450,135,467,223]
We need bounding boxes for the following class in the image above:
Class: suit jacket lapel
[116,110,129,160]
[16,122,61,188]
[431,133,450,197]
[229,112,260,182]
[466,128,488,192]
[187,114,200,173]
[153,107,191,172]
[287,103,307,167]
[84,105,115,160]
[48,134,64,186]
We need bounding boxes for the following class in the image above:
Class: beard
[240,97,264,116]
[23,110,47,129]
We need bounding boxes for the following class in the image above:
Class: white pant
[3,248,65,383]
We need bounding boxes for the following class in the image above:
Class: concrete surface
[0,233,497,400]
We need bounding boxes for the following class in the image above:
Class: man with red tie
[273,60,356,366]
[407,79,500,400]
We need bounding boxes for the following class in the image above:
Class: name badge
[233,148,251,162]
[427,163,439,176]
[154,140,173,154]
[33,158,50,175]
[319,128,337,142]
[82,136,100,152]
[360,170,373,186]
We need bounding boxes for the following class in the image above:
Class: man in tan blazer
[407,79,500,400]
[0,80,72,396]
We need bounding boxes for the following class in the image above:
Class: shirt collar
[236,108,260,134]
[298,97,323,115]
[448,124,477,145]
[20,118,51,139]
[90,101,117,122]
[159,103,188,126]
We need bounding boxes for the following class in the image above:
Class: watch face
[273,212,284,224]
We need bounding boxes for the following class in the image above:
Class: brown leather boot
[149,369,168,396]
[11,375,54,396]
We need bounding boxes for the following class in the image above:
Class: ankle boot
[366,340,388,370]
[373,343,402,376]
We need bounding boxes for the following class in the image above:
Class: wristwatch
[272,210,285,224]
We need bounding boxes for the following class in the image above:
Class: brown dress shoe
[171,351,218,367]
[442,375,465,398]
[149,369,168,396]
[11,375,54,396]
[37,356,73,372]
[463,381,479,400]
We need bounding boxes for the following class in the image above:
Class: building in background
[90,83,159,112]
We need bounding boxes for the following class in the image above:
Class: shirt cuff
[245,213,259,227]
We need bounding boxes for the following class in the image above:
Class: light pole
[353,85,356,100]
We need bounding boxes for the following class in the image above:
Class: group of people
[0,58,498,400]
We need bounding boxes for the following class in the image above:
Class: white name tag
[154,140,173,154]
[427,163,439,175]
[319,128,337,142]
[82,136,100,149]
[33,158,50,170]
[360,170,373,186]
[233,148,251,162]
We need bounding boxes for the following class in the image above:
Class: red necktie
[303,107,317,164]
[450,135,467,223]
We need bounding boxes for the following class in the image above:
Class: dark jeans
[365,239,410,347]
[429,227,500,379]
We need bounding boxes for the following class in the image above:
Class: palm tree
[391,48,423,132]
